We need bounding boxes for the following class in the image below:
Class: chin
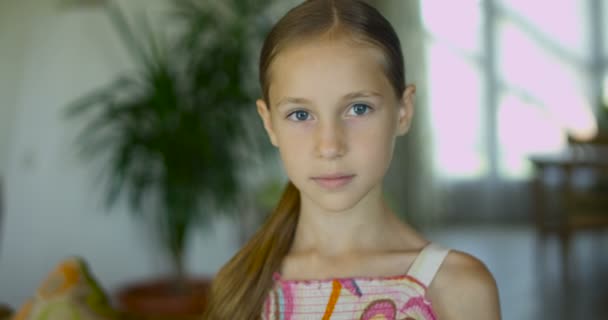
[299,184,373,213]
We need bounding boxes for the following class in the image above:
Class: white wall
[0,0,238,307]
[0,0,31,175]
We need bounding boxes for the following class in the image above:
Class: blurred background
[0,0,607,319]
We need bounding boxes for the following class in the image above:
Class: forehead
[268,39,392,105]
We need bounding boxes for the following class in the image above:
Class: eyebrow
[275,97,313,109]
[275,90,383,109]
[342,90,383,101]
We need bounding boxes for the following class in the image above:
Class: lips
[311,174,355,189]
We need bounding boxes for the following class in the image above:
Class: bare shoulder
[427,250,501,320]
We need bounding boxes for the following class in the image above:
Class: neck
[291,186,402,257]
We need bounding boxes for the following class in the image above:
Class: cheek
[274,127,312,175]
[349,118,396,171]
[277,145,311,184]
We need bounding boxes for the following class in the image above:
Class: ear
[256,99,279,147]
[396,84,416,136]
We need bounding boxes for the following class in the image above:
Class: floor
[426,224,608,320]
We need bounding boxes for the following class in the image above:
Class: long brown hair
[203,1,406,319]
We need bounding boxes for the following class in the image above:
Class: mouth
[311,174,355,189]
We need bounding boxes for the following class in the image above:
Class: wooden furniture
[529,145,608,284]
[0,304,12,320]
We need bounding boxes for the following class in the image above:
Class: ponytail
[203,181,300,319]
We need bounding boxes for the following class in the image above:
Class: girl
[204,0,501,319]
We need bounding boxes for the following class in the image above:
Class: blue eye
[287,110,311,121]
[348,103,372,116]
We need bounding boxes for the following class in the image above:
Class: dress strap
[406,242,450,287]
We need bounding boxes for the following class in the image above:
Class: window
[422,0,603,180]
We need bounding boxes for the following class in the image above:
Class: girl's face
[257,38,415,212]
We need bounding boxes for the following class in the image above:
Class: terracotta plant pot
[116,277,211,319]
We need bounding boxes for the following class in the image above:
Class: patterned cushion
[11,257,120,320]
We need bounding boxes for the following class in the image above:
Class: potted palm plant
[66,0,275,317]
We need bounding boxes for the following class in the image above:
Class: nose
[314,119,347,159]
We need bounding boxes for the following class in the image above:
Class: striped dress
[261,243,450,320]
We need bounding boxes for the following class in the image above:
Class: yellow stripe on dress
[322,280,342,320]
